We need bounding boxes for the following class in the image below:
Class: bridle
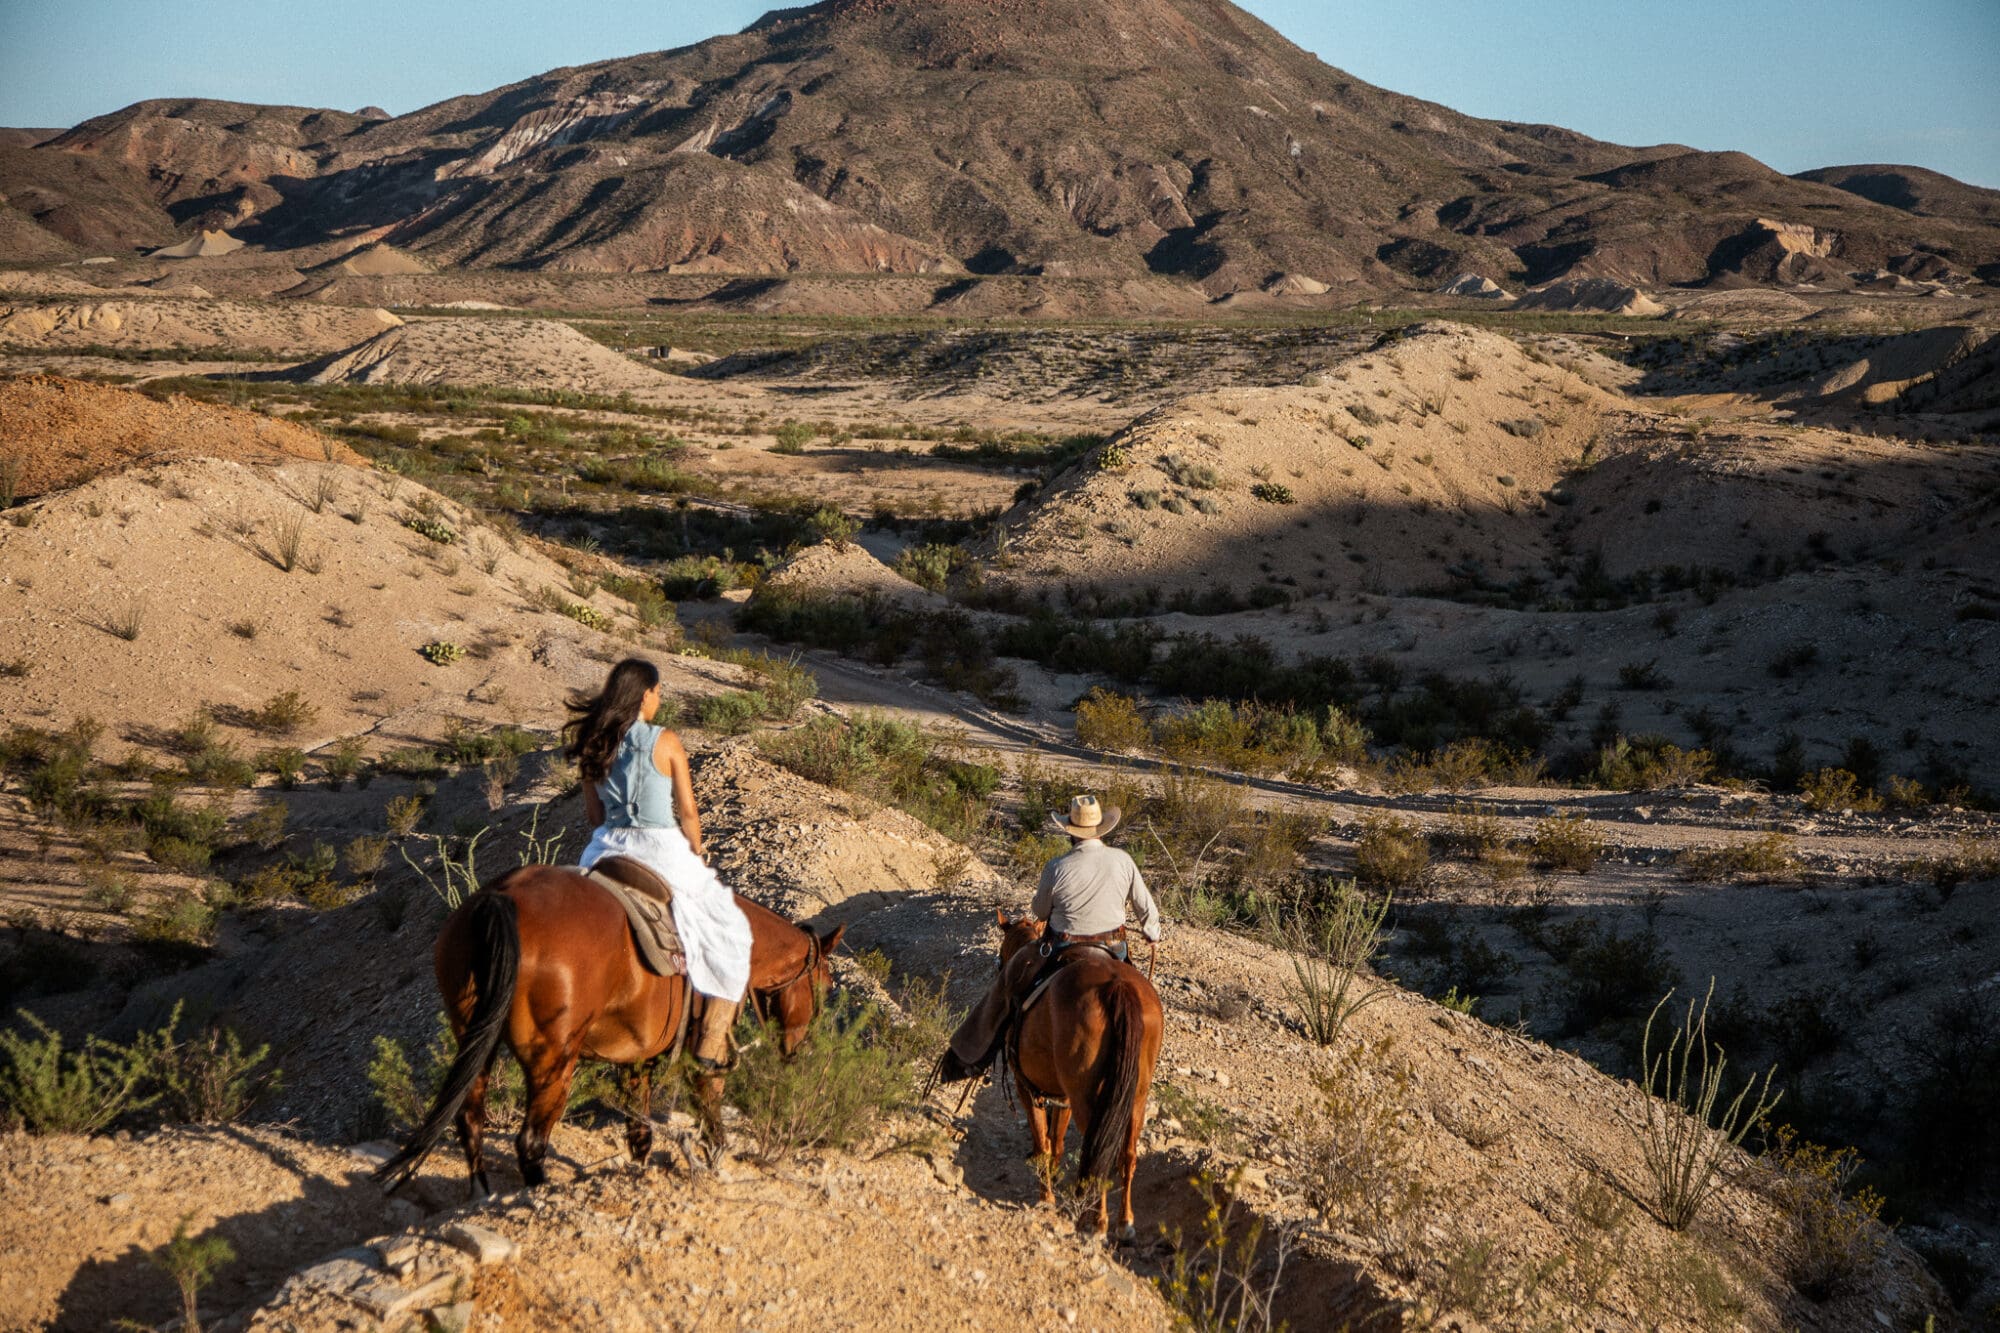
[750,931,824,1026]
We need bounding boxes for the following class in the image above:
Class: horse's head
[996,909,1045,967]
[766,922,844,1056]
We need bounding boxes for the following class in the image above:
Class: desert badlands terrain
[3,1,2000,1330]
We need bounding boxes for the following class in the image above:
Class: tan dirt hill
[0,297,400,355]
[0,374,365,499]
[290,317,673,393]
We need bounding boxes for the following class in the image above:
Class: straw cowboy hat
[1049,794,1120,839]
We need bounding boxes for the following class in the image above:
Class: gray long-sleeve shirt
[1031,839,1162,942]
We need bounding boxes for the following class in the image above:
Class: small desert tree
[149,1213,235,1333]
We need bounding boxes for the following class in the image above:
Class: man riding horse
[936,794,1162,1085]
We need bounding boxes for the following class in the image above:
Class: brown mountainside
[7,0,2000,294]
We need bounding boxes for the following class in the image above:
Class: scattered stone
[104,1193,133,1211]
[354,1271,458,1321]
[442,1221,518,1266]
[427,1303,475,1333]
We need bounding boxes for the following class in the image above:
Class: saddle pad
[577,867,685,977]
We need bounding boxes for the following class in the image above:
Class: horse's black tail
[1079,972,1150,1189]
[375,890,519,1193]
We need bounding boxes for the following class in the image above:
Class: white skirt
[580,823,752,1001]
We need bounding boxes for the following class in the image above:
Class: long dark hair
[563,657,661,785]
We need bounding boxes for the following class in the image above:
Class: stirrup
[692,1053,734,1074]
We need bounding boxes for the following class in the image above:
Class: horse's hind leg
[456,1065,495,1200]
[624,1063,654,1168]
[516,1039,584,1188]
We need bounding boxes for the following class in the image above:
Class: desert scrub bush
[1352,812,1430,890]
[1271,880,1390,1046]
[420,639,464,665]
[102,597,146,641]
[728,995,918,1164]
[1530,812,1605,872]
[1797,767,1883,813]
[321,735,366,789]
[1292,1035,1430,1276]
[1154,1168,1293,1333]
[1759,1125,1886,1300]
[403,515,458,545]
[1249,481,1295,504]
[1160,455,1221,490]
[248,690,318,736]
[807,506,859,549]
[150,1213,236,1333]
[1430,803,1508,860]
[134,892,219,949]
[153,1015,281,1124]
[758,713,996,843]
[1497,417,1544,438]
[1073,688,1149,753]
[1630,983,1780,1230]
[0,1010,159,1133]
[1679,831,1798,882]
[892,542,968,592]
[1591,735,1714,790]
[257,747,306,789]
[1547,916,1679,1032]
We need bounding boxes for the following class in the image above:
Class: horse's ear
[995,909,1009,926]
[818,923,846,956]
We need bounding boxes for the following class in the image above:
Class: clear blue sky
[3,0,1996,186]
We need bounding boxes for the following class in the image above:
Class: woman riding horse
[568,657,752,1074]
[376,658,840,1197]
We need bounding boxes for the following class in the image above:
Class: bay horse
[376,865,842,1197]
[995,911,1163,1238]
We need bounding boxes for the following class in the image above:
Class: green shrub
[893,543,967,592]
[420,640,464,665]
[1249,481,1295,504]
[771,420,814,454]
[807,508,859,548]
[759,713,995,842]
[728,995,918,1163]
[1680,832,1798,882]
[134,894,218,949]
[1353,813,1429,889]
[1531,812,1604,872]
[322,736,366,789]
[1073,688,1149,752]
[154,1023,281,1124]
[0,1010,159,1133]
[1549,918,1679,1032]
[251,689,319,735]
[1430,804,1508,860]
[258,747,307,789]
[1798,768,1883,813]
[1760,1126,1886,1300]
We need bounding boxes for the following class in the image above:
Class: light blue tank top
[597,719,677,829]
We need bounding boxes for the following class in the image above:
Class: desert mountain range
[4,0,1999,297]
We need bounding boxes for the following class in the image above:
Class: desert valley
[1,1,1998,1329]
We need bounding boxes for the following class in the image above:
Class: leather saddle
[591,855,675,906]
[582,856,684,977]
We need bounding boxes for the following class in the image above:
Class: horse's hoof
[1115,1223,1138,1245]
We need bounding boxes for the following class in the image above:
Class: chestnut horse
[376,865,842,1197]
[996,912,1163,1238]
